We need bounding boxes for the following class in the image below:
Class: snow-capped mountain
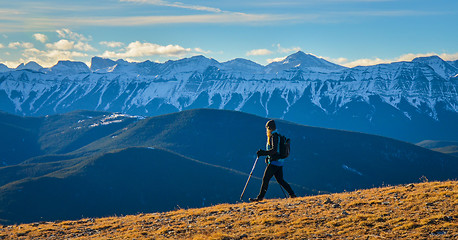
[412,56,457,79]
[447,60,458,69]
[0,63,9,73]
[265,51,346,73]
[16,61,43,72]
[0,51,457,142]
[90,57,116,73]
[45,60,91,74]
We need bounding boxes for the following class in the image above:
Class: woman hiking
[249,120,296,202]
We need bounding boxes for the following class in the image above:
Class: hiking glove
[257,149,267,157]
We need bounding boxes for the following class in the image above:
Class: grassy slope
[432,146,458,157]
[1,180,456,239]
[417,140,458,157]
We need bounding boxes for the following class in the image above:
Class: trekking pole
[240,156,259,200]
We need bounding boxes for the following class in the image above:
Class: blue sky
[0,0,457,68]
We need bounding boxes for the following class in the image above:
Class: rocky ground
[1,180,457,239]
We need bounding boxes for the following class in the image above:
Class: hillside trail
[0,181,456,239]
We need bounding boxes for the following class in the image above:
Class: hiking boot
[249,197,263,202]
[290,194,297,198]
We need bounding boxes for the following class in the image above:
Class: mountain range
[1,51,457,142]
[1,109,457,224]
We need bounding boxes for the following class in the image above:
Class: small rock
[382,202,390,205]
[16,232,28,237]
[431,230,447,236]
[239,234,248,239]
[324,198,333,204]
[342,210,349,216]
[332,203,341,208]
[426,202,434,207]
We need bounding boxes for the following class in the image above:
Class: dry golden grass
[0,180,457,239]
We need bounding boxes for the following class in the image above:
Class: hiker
[249,120,296,202]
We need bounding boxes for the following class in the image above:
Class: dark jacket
[259,131,280,162]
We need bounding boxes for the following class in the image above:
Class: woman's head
[265,120,276,144]
[265,120,276,131]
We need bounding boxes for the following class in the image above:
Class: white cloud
[24,42,34,48]
[0,43,4,48]
[193,47,211,54]
[46,39,96,51]
[101,41,191,58]
[2,29,95,68]
[3,60,23,69]
[121,0,222,13]
[246,49,273,56]
[56,28,90,41]
[44,49,87,59]
[0,5,445,32]
[262,44,302,63]
[397,52,458,62]
[322,56,349,65]
[49,29,96,51]
[8,42,34,49]
[46,39,74,50]
[100,41,124,48]
[331,52,458,67]
[39,13,295,27]
[19,47,88,67]
[341,58,387,67]
[276,44,301,53]
[267,56,287,64]
[33,33,48,43]
[74,41,96,51]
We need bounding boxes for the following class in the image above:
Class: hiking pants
[257,164,295,199]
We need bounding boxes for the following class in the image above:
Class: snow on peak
[448,60,458,69]
[266,51,345,73]
[412,55,443,63]
[48,60,91,74]
[220,58,264,73]
[90,57,116,72]
[161,55,220,74]
[88,113,141,128]
[412,55,457,79]
[223,58,259,66]
[16,61,43,71]
[109,59,157,75]
[0,63,10,73]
